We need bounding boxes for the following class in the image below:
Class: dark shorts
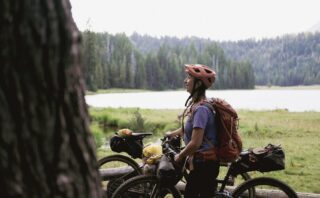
[185,159,220,198]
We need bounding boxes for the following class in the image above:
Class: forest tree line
[82,31,255,91]
[130,32,320,86]
[220,32,320,86]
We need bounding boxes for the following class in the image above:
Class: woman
[165,64,219,198]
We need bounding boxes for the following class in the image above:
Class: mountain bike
[110,136,184,198]
[216,145,298,198]
[99,133,252,197]
[98,132,152,197]
[111,139,298,198]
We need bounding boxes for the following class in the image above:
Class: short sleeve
[193,106,210,129]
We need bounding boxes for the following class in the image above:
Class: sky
[70,0,320,41]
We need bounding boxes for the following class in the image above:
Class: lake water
[85,90,320,112]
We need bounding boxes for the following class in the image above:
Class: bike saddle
[240,150,250,156]
[131,132,152,139]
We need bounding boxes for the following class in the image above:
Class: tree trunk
[0,0,103,197]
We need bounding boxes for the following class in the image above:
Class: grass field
[90,107,320,193]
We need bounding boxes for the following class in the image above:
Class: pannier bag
[109,135,143,158]
[234,144,285,174]
[156,155,181,187]
[253,144,285,172]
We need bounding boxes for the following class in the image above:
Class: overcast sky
[70,0,320,41]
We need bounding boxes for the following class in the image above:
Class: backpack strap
[181,99,217,148]
[181,101,203,133]
[205,98,235,142]
[204,136,215,148]
[200,100,217,148]
[201,100,215,115]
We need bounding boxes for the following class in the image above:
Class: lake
[85,90,320,112]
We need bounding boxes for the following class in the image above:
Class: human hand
[164,131,172,137]
[174,154,182,162]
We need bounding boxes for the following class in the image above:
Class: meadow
[90,107,320,193]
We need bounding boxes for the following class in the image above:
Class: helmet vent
[194,68,200,73]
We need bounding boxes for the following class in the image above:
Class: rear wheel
[181,170,255,197]
[98,155,142,197]
[235,173,255,198]
[217,162,255,198]
[112,175,181,198]
[232,177,298,198]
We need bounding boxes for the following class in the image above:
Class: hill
[130,32,320,86]
[308,21,320,32]
[81,32,255,91]
[219,32,320,86]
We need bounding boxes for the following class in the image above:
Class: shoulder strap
[201,101,215,114]
[201,100,216,149]
[181,102,202,133]
[204,136,215,148]
[200,99,216,148]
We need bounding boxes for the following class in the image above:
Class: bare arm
[175,127,204,162]
[165,127,183,137]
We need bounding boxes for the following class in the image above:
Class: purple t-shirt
[183,105,218,152]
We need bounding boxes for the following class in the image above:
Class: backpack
[196,98,243,162]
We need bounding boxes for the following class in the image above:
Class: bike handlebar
[161,136,179,160]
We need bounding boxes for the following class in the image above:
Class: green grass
[237,110,320,193]
[89,107,182,135]
[90,107,320,194]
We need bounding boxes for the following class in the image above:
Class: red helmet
[184,64,216,88]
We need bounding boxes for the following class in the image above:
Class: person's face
[184,74,195,93]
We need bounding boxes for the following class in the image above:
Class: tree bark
[0,0,103,197]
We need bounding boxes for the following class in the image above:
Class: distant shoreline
[85,85,320,95]
[255,85,320,90]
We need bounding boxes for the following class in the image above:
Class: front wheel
[232,177,298,198]
[112,175,181,198]
[98,155,142,197]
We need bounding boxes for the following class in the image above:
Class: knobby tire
[112,175,181,198]
[98,154,142,197]
[232,177,298,198]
